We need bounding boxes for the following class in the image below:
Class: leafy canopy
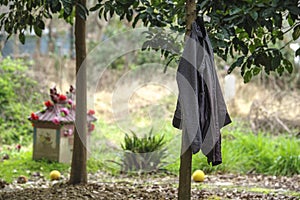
[0,0,88,43]
[90,0,300,82]
[1,0,300,82]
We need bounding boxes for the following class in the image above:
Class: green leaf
[90,3,101,12]
[76,2,88,20]
[276,65,284,76]
[254,52,268,66]
[126,11,133,22]
[0,13,5,20]
[243,70,252,83]
[62,0,73,15]
[283,59,293,74]
[50,1,62,13]
[132,13,141,28]
[249,11,258,21]
[287,14,294,26]
[273,13,282,28]
[262,8,274,18]
[228,56,245,74]
[252,67,261,76]
[292,25,300,40]
[19,33,25,44]
[229,7,242,15]
[271,54,281,70]
[295,48,300,57]
[37,19,45,30]
[240,41,248,55]
[287,6,300,16]
[34,25,42,37]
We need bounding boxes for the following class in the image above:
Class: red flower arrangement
[31,113,39,120]
[60,107,70,116]
[16,144,21,152]
[44,100,53,108]
[30,86,96,126]
[58,94,67,102]
[88,109,95,115]
[88,123,95,132]
[52,116,60,125]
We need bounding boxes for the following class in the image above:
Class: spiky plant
[121,129,167,173]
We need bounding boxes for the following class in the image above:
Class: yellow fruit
[192,170,205,182]
[50,170,61,180]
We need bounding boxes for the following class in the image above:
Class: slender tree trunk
[70,25,75,59]
[48,19,55,53]
[185,0,197,38]
[178,139,193,200]
[34,37,41,58]
[178,0,196,199]
[69,0,87,184]
[13,34,19,58]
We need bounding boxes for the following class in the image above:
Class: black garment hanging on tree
[172,17,231,166]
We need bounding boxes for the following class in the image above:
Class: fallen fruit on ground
[192,170,205,182]
[49,170,61,181]
[17,175,27,184]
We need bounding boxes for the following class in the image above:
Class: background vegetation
[0,58,45,145]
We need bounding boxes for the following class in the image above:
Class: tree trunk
[69,0,87,184]
[70,25,75,59]
[48,19,55,53]
[185,0,197,38]
[178,0,196,199]
[13,34,19,58]
[34,37,41,58]
[178,141,193,200]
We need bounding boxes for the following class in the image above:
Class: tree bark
[178,141,193,200]
[185,0,197,38]
[48,19,55,53]
[69,0,87,184]
[178,0,196,199]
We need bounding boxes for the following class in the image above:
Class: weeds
[190,123,300,176]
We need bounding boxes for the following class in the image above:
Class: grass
[0,146,104,183]
[0,119,299,183]
[0,147,69,183]
[190,121,300,176]
[89,118,300,177]
[194,183,300,198]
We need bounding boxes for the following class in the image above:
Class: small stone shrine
[28,86,96,163]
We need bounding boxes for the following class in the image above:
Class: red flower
[58,94,67,101]
[68,99,73,105]
[52,116,60,125]
[60,107,70,116]
[88,123,95,132]
[44,100,53,108]
[31,113,39,120]
[16,144,21,152]
[88,109,95,115]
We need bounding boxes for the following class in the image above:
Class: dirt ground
[1,172,299,200]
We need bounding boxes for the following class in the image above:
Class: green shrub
[0,57,44,145]
[121,129,167,172]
